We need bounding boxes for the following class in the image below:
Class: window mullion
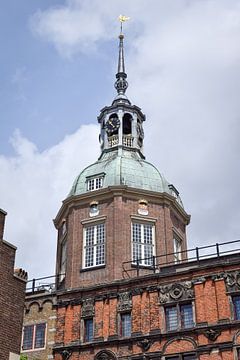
[33,324,36,350]
[93,225,97,266]
[141,224,144,264]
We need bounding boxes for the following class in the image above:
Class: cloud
[0,125,99,278]
[4,0,240,277]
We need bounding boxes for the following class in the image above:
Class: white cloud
[0,125,99,278]
[4,0,240,277]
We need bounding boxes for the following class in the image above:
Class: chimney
[0,208,7,240]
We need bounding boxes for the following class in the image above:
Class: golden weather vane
[118,15,130,34]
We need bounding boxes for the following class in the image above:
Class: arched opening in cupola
[107,113,119,136]
[123,113,132,135]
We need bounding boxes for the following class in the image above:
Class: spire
[114,16,130,98]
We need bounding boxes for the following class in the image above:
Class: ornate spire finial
[114,15,130,97]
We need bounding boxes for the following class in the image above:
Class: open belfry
[23,20,240,360]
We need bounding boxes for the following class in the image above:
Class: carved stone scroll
[117,291,132,312]
[159,281,194,304]
[224,271,240,293]
[204,328,221,341]
[81,298,95,318]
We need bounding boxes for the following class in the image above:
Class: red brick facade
[52,255,240,360]
[0,209,27,359]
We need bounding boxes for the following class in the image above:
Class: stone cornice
[53,255,240,306]
[52,323,238,354]
[54,186,190,227]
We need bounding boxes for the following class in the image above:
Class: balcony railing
[108,135,134,148]
[26,240,240,294]
[25,273,65,295]
[108,135,119,147]
[122,239,240,278]
[122,135,133,147]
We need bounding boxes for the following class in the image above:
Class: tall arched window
[123,113,132,135]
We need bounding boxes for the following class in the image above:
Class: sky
[1,0,240,280]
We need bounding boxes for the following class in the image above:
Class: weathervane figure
[118,14,130,34]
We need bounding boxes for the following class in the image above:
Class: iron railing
[122,239,240,278]
[26,240,240,293]
[25,273,65,294]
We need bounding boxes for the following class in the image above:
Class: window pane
[132,223,141,243]
[132,223,155,266]
[121,313,131,337]
[60,239,67,273]
[35,323,46,349]
[86,226,94,246]
[95,177,103,189]
[181,304,193,328]
[85,226,94,267]
[22,325,34,350]
[143,224,153,265]
[174,237,182,263]
[96,224,105,244]
[132,243,141,263]
[166,357,179,360]
[143,224,153,244]
[96,224,105,265]
[183,354,197,360]
[85,246,94,267]
[166,306,178,330]
[87,179,95,191]
[85,319,94,342]
[233,296,240,320]
[84,224,105,268]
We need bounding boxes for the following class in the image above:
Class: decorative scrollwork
[204,328,221,341]
[159,281,194,304]
[224,271,240,292]
[117,291,132,312]
[137,338,153,352]
[61,350,72,360]
[81,298,95,318]
[95,350,117,360]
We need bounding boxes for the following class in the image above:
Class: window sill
[131,263,155,270]
[80,265,106,273]
[22,347,46,353]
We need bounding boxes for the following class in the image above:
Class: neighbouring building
[0,208,27,360]
[22,29,240,360]
[23,289,57,360]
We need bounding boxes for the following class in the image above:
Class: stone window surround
[82,221,106,269]
[164,302,194,331]
[21,322,47,353]
[130,215,156,267]
[86,173,105,192]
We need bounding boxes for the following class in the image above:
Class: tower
[54,30,190,290]
[22,25,240,360]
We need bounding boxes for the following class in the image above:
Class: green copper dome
[68,149,183,207]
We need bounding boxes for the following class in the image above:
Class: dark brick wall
[0,211,26,359]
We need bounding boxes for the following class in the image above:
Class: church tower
[54,30,190,290]
[22,23,240,360]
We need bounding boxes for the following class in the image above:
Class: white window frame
[131,222,155,266]
[21,323,47,352]
[59,237,67,281]
[87,177,104,191]
[173,235,182,264]
[83,223,105,268]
